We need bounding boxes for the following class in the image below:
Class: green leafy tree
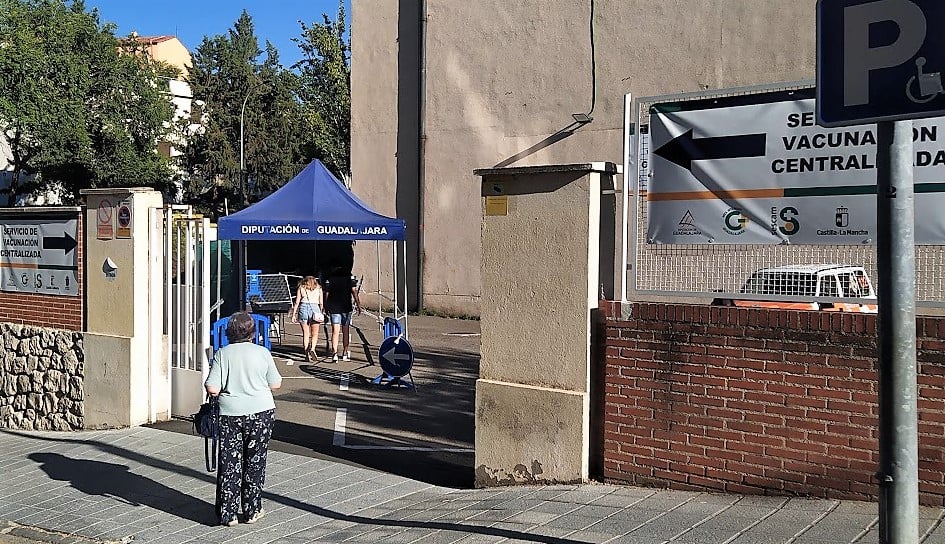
[182,11,304,215]
[0,0,175,205]
[295,3,351,184]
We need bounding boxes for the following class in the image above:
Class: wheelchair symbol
[907,57,945,104]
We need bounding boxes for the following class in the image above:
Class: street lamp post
[239,82,267,206]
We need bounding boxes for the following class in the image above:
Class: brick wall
[0,212,83,331]
[600,301,945,506]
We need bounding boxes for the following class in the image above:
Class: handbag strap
[205,435,218,472]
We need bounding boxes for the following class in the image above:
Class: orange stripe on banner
[647,189,786,201]
[0,263,39,269]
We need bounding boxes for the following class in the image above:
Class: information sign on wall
[646,87,945,245]
[0,218,79,296]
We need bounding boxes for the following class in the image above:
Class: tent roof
[217,160,406,241]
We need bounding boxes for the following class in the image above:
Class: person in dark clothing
[323,271,361,362]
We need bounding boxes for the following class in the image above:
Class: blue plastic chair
[383,316,403,339]
[211,313,271,351]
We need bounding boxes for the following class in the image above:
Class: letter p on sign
[843,0,926,106]
[817,0,945,127]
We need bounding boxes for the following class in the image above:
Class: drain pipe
[416,0,427,313]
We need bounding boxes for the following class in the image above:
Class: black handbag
[192,395,220,472]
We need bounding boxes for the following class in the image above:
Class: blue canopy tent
[217,160,409,337]
[218,160,405,241]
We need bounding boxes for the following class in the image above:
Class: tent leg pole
[239,240,248,312]
[377,240,382,333]
[403,240,408,339]
[393,239,398,322]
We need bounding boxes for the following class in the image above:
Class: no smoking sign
[96,199,113,240]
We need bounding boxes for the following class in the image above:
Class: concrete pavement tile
[565,504,626,520]
[685,506,800,541]
[305,522,364,541]
[527,500,583,516]
[221,522,327,544]
[340,525,410,542]
[14,509,66,527]
[778,497,840,511]
[500,510,561,526]
[460,509,516,524]
[367,528,434,543]
[541,513,606,531]
[408,528,478,543]
[922,518,945,544]
[710,505,787,519]
[832,500,879,515]
[587,489,660,508]
[448,533,507,544]
[35,514,96,536]
[0,506,46,522]
[559,529,621,543]
[580,512,646,534]
[788,514,877,544]
[131,519,207,540]
[625,491,705,512]
[78,520,133,540]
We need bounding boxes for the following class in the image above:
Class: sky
[81,0,349,68]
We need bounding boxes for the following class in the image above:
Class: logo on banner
[672,210,703,237]
[722,208,749,235]
[771,206,800,236]
[836,206,849,228]
[817,206,871,238]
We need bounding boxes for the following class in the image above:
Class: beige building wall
[351,1,817,316]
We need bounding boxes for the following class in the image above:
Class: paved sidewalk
[1,427,945,544]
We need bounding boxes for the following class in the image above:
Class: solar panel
[248,273,292,313]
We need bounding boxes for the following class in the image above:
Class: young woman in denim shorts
[290,276,324,362]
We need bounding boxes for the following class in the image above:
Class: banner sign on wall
[646,88,945,245]
[0,217,79,296]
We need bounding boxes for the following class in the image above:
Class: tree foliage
[0,1,353,212]
[0,0,176,205]
[295,4,351,185]
[181,10,305,214]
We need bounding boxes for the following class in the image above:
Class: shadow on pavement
[27,452,217,526]
[9,431,586,544]
[152,319,479,489]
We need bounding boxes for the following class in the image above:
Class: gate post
[80,188,168,427]
[473,162,619,485]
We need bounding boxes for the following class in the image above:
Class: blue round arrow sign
[378,336,414,378]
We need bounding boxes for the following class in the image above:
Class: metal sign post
[875,120,919,544]
[818,2,928,541]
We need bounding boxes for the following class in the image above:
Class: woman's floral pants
[215,409,275,524]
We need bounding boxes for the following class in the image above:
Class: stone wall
[1,323,84,430]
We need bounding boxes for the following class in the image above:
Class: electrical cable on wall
[572,0,596,124]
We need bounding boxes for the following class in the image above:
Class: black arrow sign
[43,232,77,255]
[654,129,766,171]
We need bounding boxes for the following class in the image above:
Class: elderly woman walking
[204,312,282,526]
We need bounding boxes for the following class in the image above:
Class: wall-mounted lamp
[571,112,593,124]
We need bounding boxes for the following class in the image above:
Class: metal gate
[164,205,211,417]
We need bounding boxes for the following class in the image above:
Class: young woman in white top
[290,276,324,362]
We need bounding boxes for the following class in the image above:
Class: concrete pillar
[80,188,168,428]
[473,162,618,485]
